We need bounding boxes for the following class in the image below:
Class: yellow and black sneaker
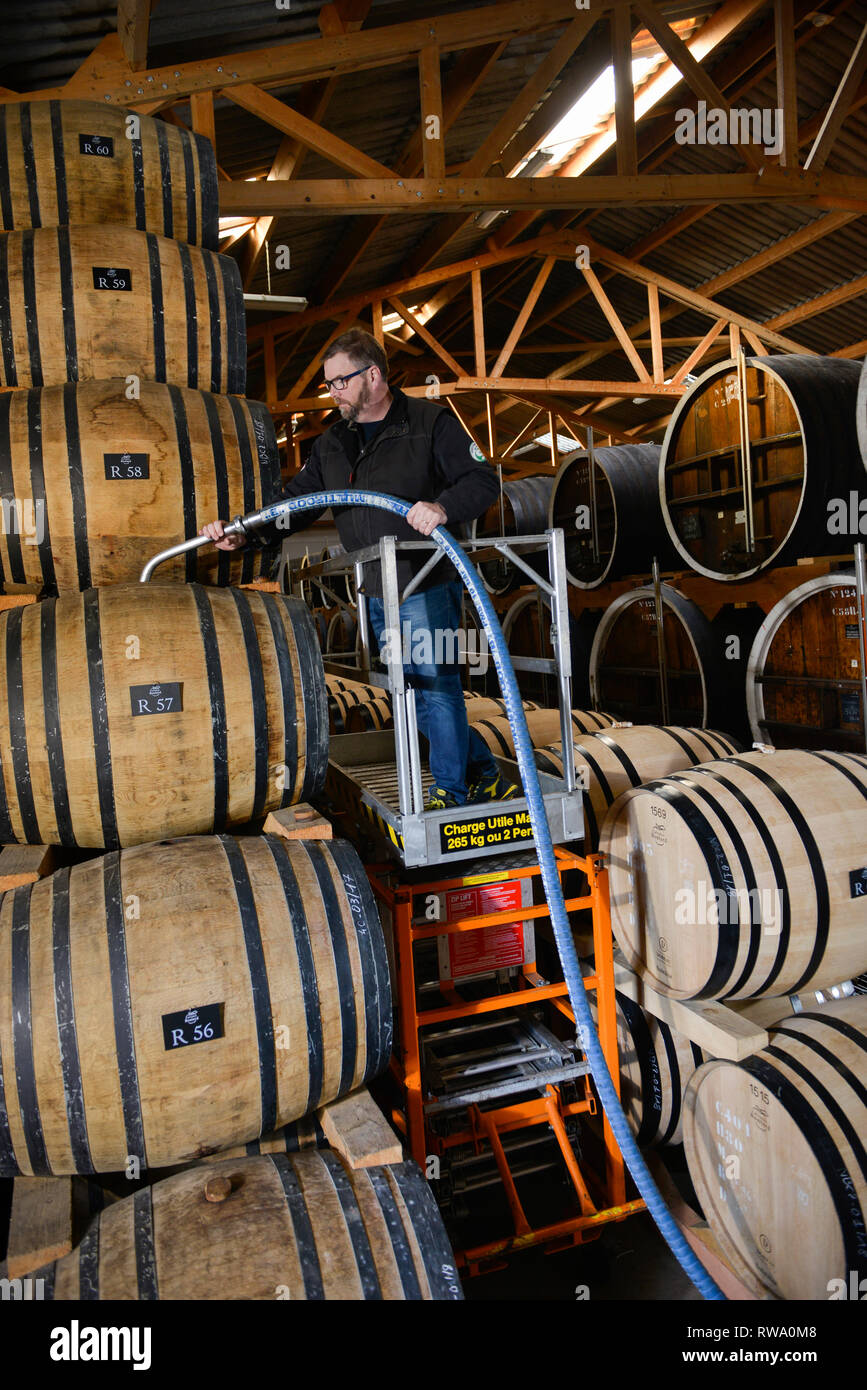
[425,787,462,812]
[468,770,519,804]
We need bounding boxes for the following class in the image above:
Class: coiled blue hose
[241,489,726,1300]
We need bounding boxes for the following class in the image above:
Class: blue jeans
[367,581,499,803]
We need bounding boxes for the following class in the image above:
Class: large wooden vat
[0,584,328,848]
[0,100,219,247]
[535,725,740,849]
[600,748,867,1000]
[589,585,724,727]
[470,475,554,595]
[746,573,864,751]
[0,381,278,591]
[502,591,600,706]
[659,355,864,580]
[32,1152,461,1300]
[548,444,676,587]
[683,996,867,1299]
[0,226,245,392]
[0,835,392,1175]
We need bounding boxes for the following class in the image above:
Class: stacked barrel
[0,99,458,1298]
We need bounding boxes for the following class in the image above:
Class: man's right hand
[200,520,246,551]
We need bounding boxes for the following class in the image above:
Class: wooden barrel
[747,573,864,751]
[0,380,278,592]
[0,100,219,248]
[589,585,724,727]
[345,698,394,733]
[660,355,864,580]
[611,993,704,1147]
[470,475,554,595]
[535,725,740,849]
[0,834,392,1175]
[0,583,328,848]
[600,748,867,1000]
[465,696,540,721]
[502,591,600,706]
[469,708,617,758]
[0,225,245,392]
[548,444,676,587]
[326,609,359,659]
[32,1152,461,1300]
[683,995,867,1299]
[201,1115,327,1162]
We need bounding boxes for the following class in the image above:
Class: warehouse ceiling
[2,0,864,462]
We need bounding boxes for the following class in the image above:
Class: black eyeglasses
[322,366,371,393]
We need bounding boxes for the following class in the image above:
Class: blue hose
[249,489,725,1300]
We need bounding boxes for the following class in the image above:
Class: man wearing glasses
[202,328,515,811]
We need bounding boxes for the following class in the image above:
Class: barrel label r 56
[162,1003,224,1050]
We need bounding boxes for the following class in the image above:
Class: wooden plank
[612,4,638,177]
[491,256,557,378]
[613,960,769,1061]
[669,316,727,384]
[189,91,216,150]
[419,45,446,182]
[64,2,582,105]
[116,0,152,72]
[387,296,463,377]
[222,83,396,179]
[804,18,867,172]
[319,1087,403,1168]
[6,1178,75,1277]
[647,282,664,382]
[471,268,486,379]
[263,804,333,841]
[219,169,865,217]
[0,844,56,891]
[579,264,651,382]
[318,0,371,35]
[0,593,38,611]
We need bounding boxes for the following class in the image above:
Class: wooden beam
[189,91,216,150]
[647,282,663,382]
[218,170,866,217]
[419,46,446,182]
[61,2,584,107]
[222,84,396,179]
[763,272,867,329]
[670,317,727,384]
[275,379,686,411]
[804,18,867,172]
[580,264,651,381]
[471,268,486,378]
[774,0,799,168]
[387,296,464,377]
[491,256,557,378]
[318,0,370,36]
[287,310,361,400]
[117,0,151,72]
[632,0,764,170]
[612,5,638,177]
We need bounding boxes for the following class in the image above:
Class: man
[201,327,516,811]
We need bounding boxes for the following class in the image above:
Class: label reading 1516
[130,682,183,716]
[162,1003,224,1051]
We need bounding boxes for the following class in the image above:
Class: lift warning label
[442,881,528,979]
[439,809,533,855]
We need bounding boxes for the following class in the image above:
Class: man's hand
[200,520,247,551]
[406,501,448,536]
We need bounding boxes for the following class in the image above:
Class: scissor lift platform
[325,729,583,869]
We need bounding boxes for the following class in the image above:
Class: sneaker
[425,787,462,811]
[468,770,519,804]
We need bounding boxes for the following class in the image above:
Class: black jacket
[251,388,500,597]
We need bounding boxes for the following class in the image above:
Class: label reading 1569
[130,682,183,716]
[162,1003,224,1051]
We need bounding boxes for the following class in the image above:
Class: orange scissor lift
[367,844,646,1275]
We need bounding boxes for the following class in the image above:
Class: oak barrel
[659,355,864,580]
[589,585,724,727]
[746,573,863,751]
[327,677,385,733]
[683,996,867,1299]
[345,698,394,733]
[33,1152,461,1299]
[469,708,618,758]
[502,591,600,706]
[470,475,554,595]
[611,993,704,1147]
[0,380,279,591]
[600,748,867,1000]
[0,100,218,247]
[0,834,392,1175]
[326,608,359,659]
[0,583,328,848]
[534,725,740,849]
[548,443,675,587]
[0,225,245,392]
[465,696,540,721]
